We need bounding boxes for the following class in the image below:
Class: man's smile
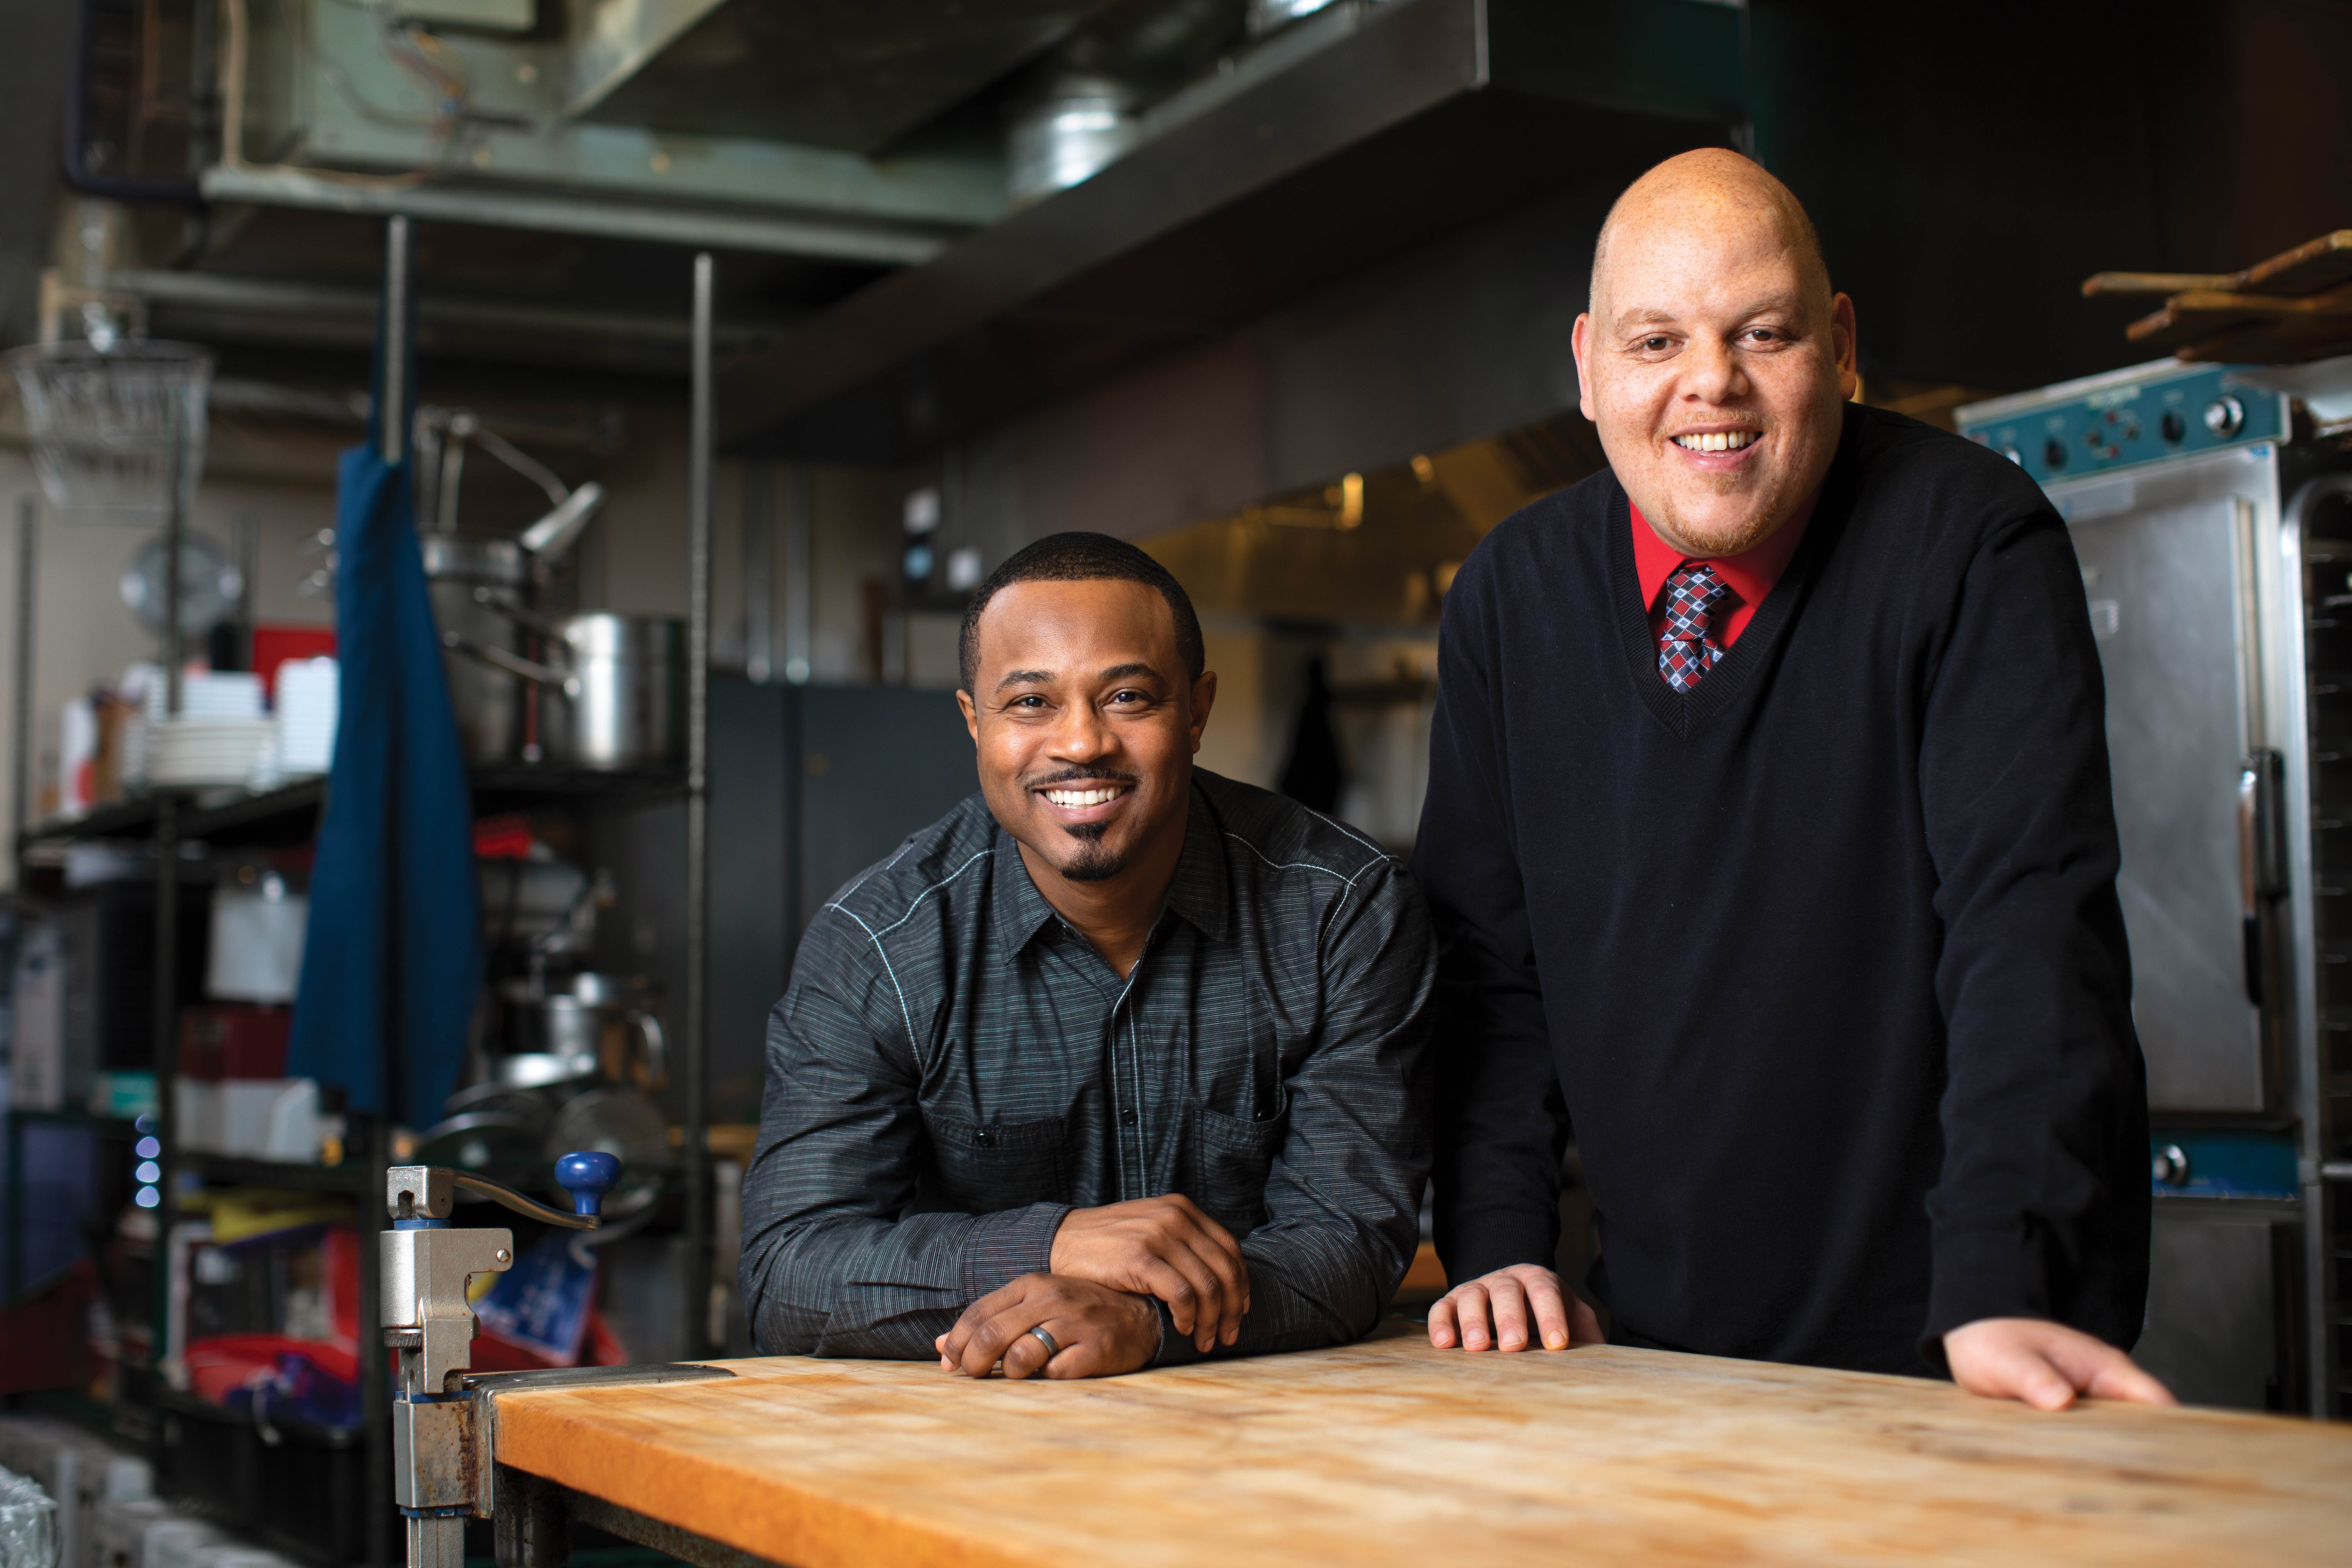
[1667,425,1765,469]
[1035,778,1135,825]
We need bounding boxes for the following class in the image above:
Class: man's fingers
[1176,1233,1250,1346]
[2086,1357,2177,1406]
[939,1279,1028,1372]
[1454,1282,1495,1351]
[1158,1248,1221,1344]
[953,1296,1052,1378]
[1167,1245,1226,1352]
[2043,1331,2177,1407]
[1426,1294,1460,1350]
[1956,1336,2077,1410]
[1137,1256,1206,1338]
[1519,1271,1574,1351]
[998,1318,1069,1381]
[1488,1276,1534,1351]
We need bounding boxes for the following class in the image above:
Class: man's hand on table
[1427,1264,1605,1353]
[1050,1195,1250,1353]
[936,1273,1160,1379]
[1943,1317,2175,1410]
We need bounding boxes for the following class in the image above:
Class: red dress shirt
[1631,495,1817,650]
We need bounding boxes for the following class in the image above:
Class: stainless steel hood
[719,0,1746,462]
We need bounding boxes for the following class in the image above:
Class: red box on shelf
[181,1003,293,1080]
[252,624,337,701]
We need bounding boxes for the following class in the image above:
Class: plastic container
[0,1466,58,1568]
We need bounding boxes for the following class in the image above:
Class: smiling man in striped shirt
[740,532,1434,1378]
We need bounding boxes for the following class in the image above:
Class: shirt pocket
[927,1113,1070,1213]
[1187,1102,1286,1240]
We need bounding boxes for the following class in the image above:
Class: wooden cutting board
[491,1323,2352,1567]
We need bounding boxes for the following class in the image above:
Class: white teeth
[1674,430,1758,453]
[1045,787,1122,807]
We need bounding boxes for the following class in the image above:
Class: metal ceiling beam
[562,0,735,121]
[198,164,955,266]
[105,269,773,350]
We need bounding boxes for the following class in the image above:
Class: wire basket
[4,341,213,524]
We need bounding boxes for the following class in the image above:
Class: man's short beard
[1057,821,1125,882]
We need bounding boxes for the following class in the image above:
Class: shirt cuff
[1922,1222,2054,1366]
[958,1202,1070,1305]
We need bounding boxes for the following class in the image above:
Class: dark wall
[1753,0,2352,392]
[0,0,79,345]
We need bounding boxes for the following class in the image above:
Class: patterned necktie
[1657,561,1735,692]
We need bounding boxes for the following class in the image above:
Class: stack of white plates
[141,670,266,721]
[147,716,275,788]
[273,657,338,777]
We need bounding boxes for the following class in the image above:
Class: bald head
[1590,149,1831,320]
[1570,147,1856,562]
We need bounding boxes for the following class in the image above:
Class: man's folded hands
[936,1195,1253,1378]
[1049,1194,1251,1353]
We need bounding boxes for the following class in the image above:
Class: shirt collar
[990,779,1230,966]
[1629,488,1820,613]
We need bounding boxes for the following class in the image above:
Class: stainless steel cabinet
[1964,362,2351,1417]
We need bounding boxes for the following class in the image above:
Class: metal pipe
[198,166,950,267]
[232,511,257,672]
[783,465,812,686]
[162,413,186,718]
[742,464,772,684]
[148,795,179,1418]
[380,217,412,467]
[684,251,715,1358]
[12,498,35,844]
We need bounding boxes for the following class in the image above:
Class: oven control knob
[2204,396,2244,439]
[2151,1143,2192,1188]
[2043,437,2067,470]
[2161,409,2186,443]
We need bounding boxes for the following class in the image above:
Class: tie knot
[1665,561,1731,617]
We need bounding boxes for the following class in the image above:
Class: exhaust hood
[720,0,1746,462]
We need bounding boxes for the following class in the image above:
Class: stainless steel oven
[1962,360,2352,1416]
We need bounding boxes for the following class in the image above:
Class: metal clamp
[386,1153,632,1568]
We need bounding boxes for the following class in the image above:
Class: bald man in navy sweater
[1415,149,2171,1410]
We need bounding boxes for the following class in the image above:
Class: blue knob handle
[554,1150,620,1218]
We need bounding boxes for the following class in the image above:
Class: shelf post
[684,251,715,1358]
[12,496,35,845]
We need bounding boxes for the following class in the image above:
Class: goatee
[1059,821,1125,882]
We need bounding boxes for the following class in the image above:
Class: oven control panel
[1958,362,2287,487]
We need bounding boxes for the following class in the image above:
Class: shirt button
[1119,1107,1137,1125]
[975,1128,994,1147]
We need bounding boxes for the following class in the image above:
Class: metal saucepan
[442,610,685,770]
[488,971,668,1092]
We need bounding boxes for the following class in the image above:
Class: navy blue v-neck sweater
[1414,402,2149,1375]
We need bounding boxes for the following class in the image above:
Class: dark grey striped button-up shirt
[739,768,1434,1364]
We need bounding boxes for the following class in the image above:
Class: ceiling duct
[562,0,1118,152]
[1006,0,1246,207]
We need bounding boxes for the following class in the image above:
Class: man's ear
[957,688,980,745]
[1831,291,1860,401]
[1188,670,1217,755]
[1571,312,1597,422]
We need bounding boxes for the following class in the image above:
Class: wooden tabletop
[491,1323,2352,1568]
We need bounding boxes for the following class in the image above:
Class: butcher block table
[487,1322,2352,1568]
